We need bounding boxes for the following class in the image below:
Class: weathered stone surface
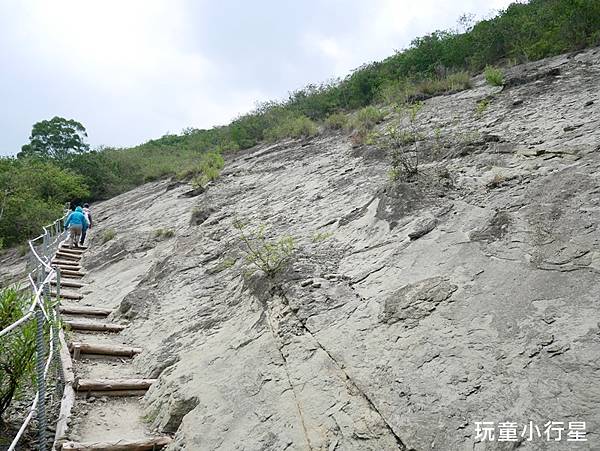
[381,277,457,327]
[407,217,437,240]
[74,47,600,450]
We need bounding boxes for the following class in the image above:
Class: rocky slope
[78,46,600,450]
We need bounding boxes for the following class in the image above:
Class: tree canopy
[18,116,90,160]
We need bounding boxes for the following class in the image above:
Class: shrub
[379,72,471,105]
[101,228,116,244]
[415,71,472,96]
[264,115,319,142]
[0,287,37,418]
[378,102,423,182]
[153,228,175,240]
[190,150,225,189]
[484,66,504,86]
[350,106,385,131]
[324,113,348,130]
[233,220,295,278]
[475,98,490,115]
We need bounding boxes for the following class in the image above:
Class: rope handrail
[1,213,69,450]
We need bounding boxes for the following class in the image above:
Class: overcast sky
[0,0,515,156]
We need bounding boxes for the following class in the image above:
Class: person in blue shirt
[64,206,89,248]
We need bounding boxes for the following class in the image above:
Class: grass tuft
[484,66,504,86]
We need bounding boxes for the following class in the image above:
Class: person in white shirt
[80,203,93,246]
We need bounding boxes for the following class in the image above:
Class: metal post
[35,305,47,451]
[42,233,48,264]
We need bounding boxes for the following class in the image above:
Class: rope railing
[1,213,69,451]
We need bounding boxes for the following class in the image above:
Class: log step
[60,245,87,252]
[69,342,141,358]
[59,305,112,317]
[52,259,81,267]
[52,280,85,289]
[55,251,82,261]
[58,251,84,259]
[51,291,83,300]
[54,266,84,274]
[61,437,172,451]
[64,320,126,332]
[75,378,156,392]
[81,389,149,397]
[59,269,86,278]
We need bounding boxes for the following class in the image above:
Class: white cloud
[304,0,516,77]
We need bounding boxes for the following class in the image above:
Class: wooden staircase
[53,244,172,450]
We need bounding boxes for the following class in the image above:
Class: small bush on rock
[264,116,318,142]
[101,228,116,244]
[191,150,225,189]
[233,220,295,278]
[154,228,175,240]
[351,106,385,131]
[475,98,491,115]
[484,66,504,86]
[378,102,423,181]
[324,113,348,130]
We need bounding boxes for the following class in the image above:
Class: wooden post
[72,343,81,360]
[53,330,76,449]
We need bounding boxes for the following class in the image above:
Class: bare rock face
[381,277,457,327]
[79,47,600,450]
[407,217,438,240]
[116,288,157,320]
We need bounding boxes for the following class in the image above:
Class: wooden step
[54,267,84,275]
[75,378,156,392]
[60,245,87,252]
[69,342,141,358]
[52,259,81,267]
[59,305,111,317]
[58,250,84,259]
[61,437,172,451]
[64,320,125,333]
[58,270,86,278]
[52,280,85,289]
[51,291,83,300]
[55,251,82,260]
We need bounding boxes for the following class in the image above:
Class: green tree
[0,158,89,246]
[19,117,90,160]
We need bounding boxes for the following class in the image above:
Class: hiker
[64,206,89,248]
[80,203,93,246]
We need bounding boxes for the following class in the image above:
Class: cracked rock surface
[79,47,600,450]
